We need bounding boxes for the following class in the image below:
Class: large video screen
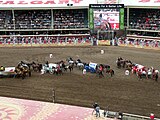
[89,4,124,32]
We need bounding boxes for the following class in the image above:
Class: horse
[74,58,85,70]
[66,57,73,61]
[96,65,104,78]
[96,69,104,78]
[125,60,133,71]
[14,67,25,79]
[94,17,111,31]
[60,64,73,72]
[42,63,59,74]
[75,59,82,65]
[136,67,154,80]
[116,57,124,68]
[106,69,114,77]
[59,61,67,72]
[77,62,84,70]
[137,70,143,80]
[66,57,74,64]
[143,67,159,80]
[52,67,63,75]
[103,64,114,77]
[14,65,31,79]
[132,64,139,74]
[18,61,32,70]
[116,60,121,68]
[154,72,159,82]
[117,57,123,61]
[68,64,74,72]
[116,57,131,69]
[152,70,159,81]
[31,62,42,72]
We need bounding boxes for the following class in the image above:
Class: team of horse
[1,56,158,81]
[95,64,115,78]
[14,61,33,79]
[116,57,132,70]
[11,57,115,79]
[66,57,115,78]
[116,57,159,81]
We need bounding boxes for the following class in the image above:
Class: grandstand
[126,8,160,37]
[0,1,91,44]
[0,0,159,47]
[123,0,160,48]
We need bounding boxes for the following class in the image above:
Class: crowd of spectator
[53,9,88,29]
[0,36,92,44]
[0,30,90,36]
[129,9,160,30]
[14,10,51,29]
[118,37,160,48]
[0,9,88,30]
[53,30,90,35]
[0,11,13,29]
[0,9,160,31]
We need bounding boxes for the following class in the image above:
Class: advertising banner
[119,0,160,6]
[0,0,97,8]
[89,8,94,30]
[97,0,118,4]
[119,8,124,30]
[0,0,159,7]
[98,40,111,45]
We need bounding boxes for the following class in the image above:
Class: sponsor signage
[97,0,118,4]
[119,8,124,30]
[0,0,97,7]
[119,0,160,6]
[98,40,110,45]
[0,0,159,7]
[0,0,120,8]
[89,62,97,69]
[89,8,94,30]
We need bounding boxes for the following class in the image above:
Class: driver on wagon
[0,66,5,71]
[45,61,49,67]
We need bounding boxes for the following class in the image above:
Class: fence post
[52,88,55,103]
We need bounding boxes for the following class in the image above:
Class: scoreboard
[89,4,124,32]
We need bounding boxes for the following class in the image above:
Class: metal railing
[123,113,160,120]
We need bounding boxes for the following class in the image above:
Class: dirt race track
[0,46,159,118]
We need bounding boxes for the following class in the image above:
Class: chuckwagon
[42,63,59,74]
[84,62,98,73]
[0,67,16,78]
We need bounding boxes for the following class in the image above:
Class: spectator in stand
[0,35,91,45]
[14,10,51,29]
[0,9,89,30]
[129,9,160,30]
[0,10,13,29]
[53,9,88,29]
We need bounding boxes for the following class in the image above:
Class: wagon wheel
[49,70,54,74]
